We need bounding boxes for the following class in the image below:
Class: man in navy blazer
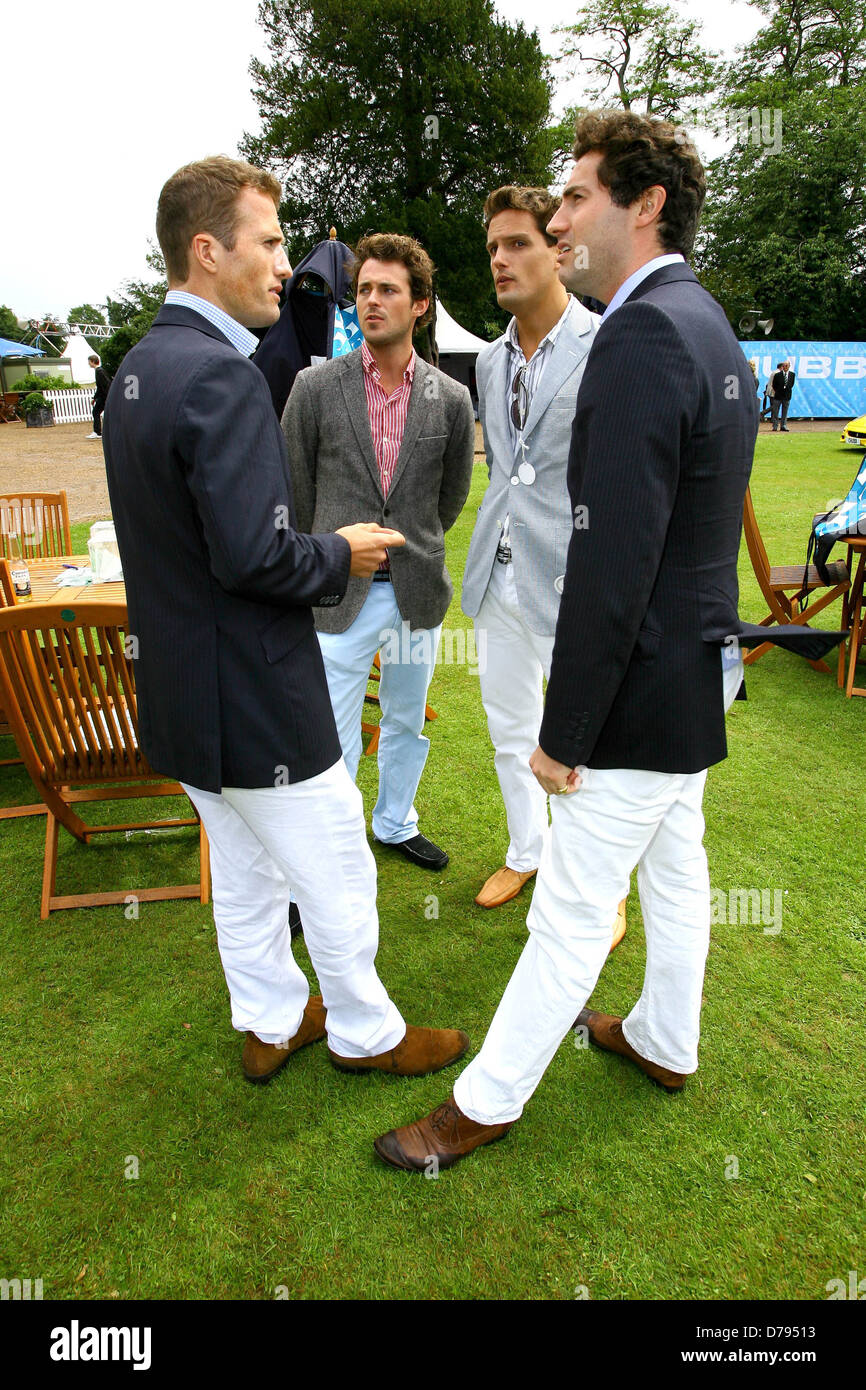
[375,111,842,1171]
[103,156,469,1086]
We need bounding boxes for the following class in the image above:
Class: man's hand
[529,746,582,796]
[336,522,406,577]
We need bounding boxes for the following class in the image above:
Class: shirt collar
[505,294,577,358]
[164,290,260,357]
[601,253,685,322]
[361,338,416,383]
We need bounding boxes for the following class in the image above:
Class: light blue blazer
[461,299,599,635]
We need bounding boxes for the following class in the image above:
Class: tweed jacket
[281,348,475,632]
[461,298,599,634]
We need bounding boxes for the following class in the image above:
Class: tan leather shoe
[374,1096,514,1171]
[328,1024,469,1077]
[574,1007,686,1092]
[609,898,627,953]
[242,995,327,1083]
[474,866,536,908]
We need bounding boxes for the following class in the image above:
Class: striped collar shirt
[361,338,416,498]
[164,291,259,357]
[504,293,578,457]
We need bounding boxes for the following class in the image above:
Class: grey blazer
[461,299,599,635]
[281,348,475,632]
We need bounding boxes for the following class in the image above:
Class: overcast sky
[2,0,762,323]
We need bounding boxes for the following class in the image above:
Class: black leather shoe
[376,832,448,870]
[289,902,303,940]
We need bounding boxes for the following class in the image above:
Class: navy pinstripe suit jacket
[539,263,838,774]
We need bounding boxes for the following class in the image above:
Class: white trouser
[475,561,555,872]
[453,655,744,1124]
[181,760,405,1057]
[317,582,442,844]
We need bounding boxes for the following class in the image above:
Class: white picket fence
[42,388,95,424]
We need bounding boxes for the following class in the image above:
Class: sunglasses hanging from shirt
[510,365,536,486]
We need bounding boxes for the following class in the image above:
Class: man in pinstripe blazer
[462,187,623,949]
[373,111,795,1170]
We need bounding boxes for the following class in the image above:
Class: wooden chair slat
[0,601,209,916]
[96,625,140,768]
[742,485,850,670]
[0,492,72,561]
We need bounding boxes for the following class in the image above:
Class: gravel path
[0,417,844,526]
[0,421,112,523]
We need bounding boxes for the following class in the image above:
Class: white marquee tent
[62,332,98,383]
[435,299,490,411]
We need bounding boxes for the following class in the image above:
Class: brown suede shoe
[609,898,627,953]
[374,1096,514,1171]
[474,866,536,908]
[574,1008,686,1091]
[328,1024,469,1077]
[242,995,327,1083]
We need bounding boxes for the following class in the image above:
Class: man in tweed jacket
[282,233,474,872]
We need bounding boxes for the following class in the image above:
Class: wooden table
[25,555,127,607]
[838,537,866,697]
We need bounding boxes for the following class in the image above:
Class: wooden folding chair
[0,491,72,561]
[0,599,209,917]
[740,486,850,670]
[0,558,51,818]
[0,557,13,607]
[361,650,438,756]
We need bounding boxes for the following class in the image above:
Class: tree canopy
[240,0,568,338]
[554,0,720,119]
[0,305,21,341]
[696,0,866,337]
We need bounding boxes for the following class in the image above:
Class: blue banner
[739,341,866,420]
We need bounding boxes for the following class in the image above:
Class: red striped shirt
[361,338,415,498]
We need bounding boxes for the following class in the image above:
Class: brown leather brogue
[374,1096,514,1171]
[609,899,627,953]
[328,1024,469,1077]
[242,995,327,1083]
[474,866,537,908]
[574,1007,686,1091]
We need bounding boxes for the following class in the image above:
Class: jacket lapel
[339,352,381,496]
[386,356,431,496]
[522,305,595,440]
[483,340,512,466]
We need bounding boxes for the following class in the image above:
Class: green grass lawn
[0,433,863,1301]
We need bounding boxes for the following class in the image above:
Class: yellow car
[840,415,866,444]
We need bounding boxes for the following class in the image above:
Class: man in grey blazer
[282,233,475,871]
[462,187,626,945]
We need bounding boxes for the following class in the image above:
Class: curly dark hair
[572,110,706,258]
[350,232,435,329]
